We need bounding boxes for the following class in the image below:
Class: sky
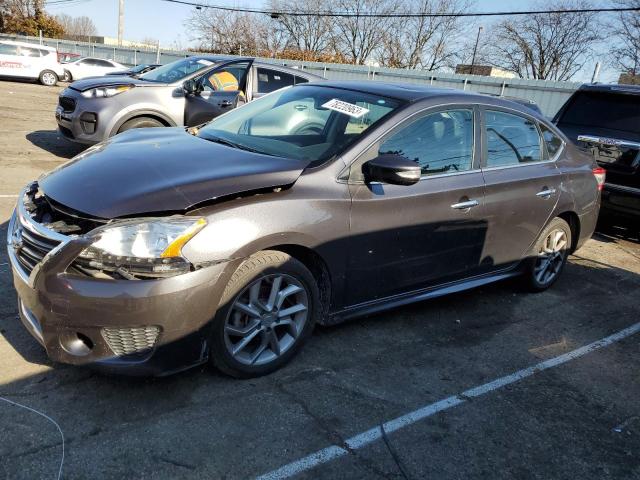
[44,0,620,82]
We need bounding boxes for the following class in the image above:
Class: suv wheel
[522,217,572,292]
[117,117,164,133]
[210,250,319,378]
[39,70,58,86]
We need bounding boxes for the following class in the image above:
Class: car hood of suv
[39,128,309,219]
[68,75,165,91]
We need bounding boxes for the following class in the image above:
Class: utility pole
[118,0,124,46]
[471,26,483,75]
[591,62,601,83]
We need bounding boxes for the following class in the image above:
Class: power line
[158,0,640,18]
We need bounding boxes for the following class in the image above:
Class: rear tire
[62,70,72,82]
[39,70,58,86]
[209,250,319,378]
[117,117,164,134]
[521,217,572,292]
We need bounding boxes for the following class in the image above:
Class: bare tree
[609,0,640,75]
[332,0,398,64]
[55,13,97,40]
[486,0,600,80]
[270,0,335,59]
[378,0,471,70]
[186,7,261,55]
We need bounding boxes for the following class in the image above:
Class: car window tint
[485,110,542,167]
[257,68,296,93]
[19,46,39,57]
[540,124,563,159]
[294,75,309,85]
[95,59,114,67]
[0,43,18,55]
[379,109,474,175]
[558,91,640,134]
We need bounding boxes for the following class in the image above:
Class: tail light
[592,167,606,191]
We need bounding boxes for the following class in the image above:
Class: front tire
[210,250,319,378]
[39,70,58,86]
[521,217,572,292]
[117,116,164,134]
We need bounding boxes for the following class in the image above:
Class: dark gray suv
[10,82,602,377]
[55,55,322,144]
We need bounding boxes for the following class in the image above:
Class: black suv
[554,84,640,227]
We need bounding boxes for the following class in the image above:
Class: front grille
[59,96,76,113]
[15,225,61,275]
[101,326,160,358]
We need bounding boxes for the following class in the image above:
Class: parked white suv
[0,40,65,86]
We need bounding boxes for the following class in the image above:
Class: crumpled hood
[39,128,308,219]
[68,75,163,91]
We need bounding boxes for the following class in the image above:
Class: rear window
[558,91,640,134]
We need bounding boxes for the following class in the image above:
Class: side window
[540,124,563,159]
[294,75,309,85]
[378,109,474,175]
[202,62,250,94]
[485,110,542,167]
[0,43,18,55]
[256,68,295,94]
[18,46,39,57]
[95,59,114,67]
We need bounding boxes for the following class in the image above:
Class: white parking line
[0,194,18,197]
[256,321,640,480]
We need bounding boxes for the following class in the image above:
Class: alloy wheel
[534,229,568,285]
[41,72,56,86]
[224,273,309,366]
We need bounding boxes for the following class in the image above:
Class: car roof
[579,83,640,95]
[301,80,542,109]
[186,55,323,79]
[0,40,56,51]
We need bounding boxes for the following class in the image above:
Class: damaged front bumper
[6,184,231,376]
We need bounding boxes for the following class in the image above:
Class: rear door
[480,107,562,271]
[184,60,252,127]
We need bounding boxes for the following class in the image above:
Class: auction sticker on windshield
[322,99,369,118]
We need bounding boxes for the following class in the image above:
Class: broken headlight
[76,217,206,279]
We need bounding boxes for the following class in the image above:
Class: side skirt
[328,268,522,325]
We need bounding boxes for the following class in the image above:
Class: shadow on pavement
[26,130,86,159]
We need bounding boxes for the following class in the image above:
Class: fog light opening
[60,331,94,356]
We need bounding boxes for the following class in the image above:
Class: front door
[347,107,489,305]
[479,108,563,271]
[184,60,252,127]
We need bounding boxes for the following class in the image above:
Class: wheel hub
[224,273,309,366]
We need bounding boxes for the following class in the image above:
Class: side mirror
[183,79,201,95]
[362,154,421,186]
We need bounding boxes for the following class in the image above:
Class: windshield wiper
[199,134,269,155]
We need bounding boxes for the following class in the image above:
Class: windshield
[559,91,640,134]
[140,57,217,83]
[198,85,403,163]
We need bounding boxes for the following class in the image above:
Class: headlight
[76,217,206,279]
[81,85,133,98]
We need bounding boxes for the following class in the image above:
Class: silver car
[55,56,322,144]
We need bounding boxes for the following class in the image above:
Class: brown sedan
[7,82,602,377]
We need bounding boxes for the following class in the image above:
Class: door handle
[536,188,557,198]
[451,199,479,210]
[219,100,233,107]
